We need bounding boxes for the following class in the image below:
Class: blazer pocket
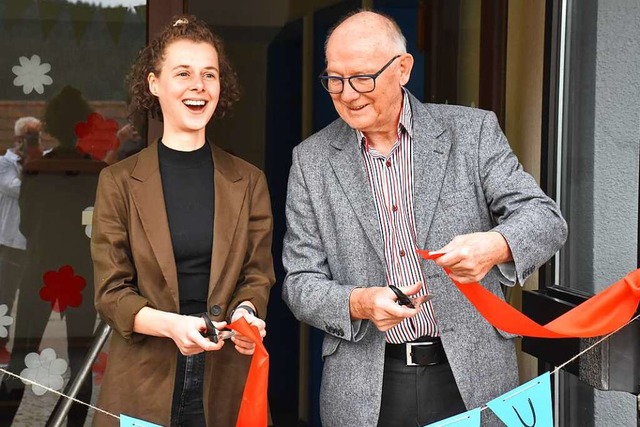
[321,335,340,360]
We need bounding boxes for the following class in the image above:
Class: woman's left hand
[230,304,266,356]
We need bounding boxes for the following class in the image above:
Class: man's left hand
[431,231,512,284]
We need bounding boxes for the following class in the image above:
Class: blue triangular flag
[486,372,553,427]
[120,414,163,427]
[424,407,481,426]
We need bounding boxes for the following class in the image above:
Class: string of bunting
[2,252,638,426]
[417,250,640,426]
[0,317,268,427]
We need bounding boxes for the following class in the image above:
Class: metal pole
[48,320,112,427]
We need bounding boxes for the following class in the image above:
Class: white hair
[14,116,41,137]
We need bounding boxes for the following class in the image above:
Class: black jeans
[377,355,467,427]
[171,352,206,427]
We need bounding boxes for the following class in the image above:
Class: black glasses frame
[319,55,402,94]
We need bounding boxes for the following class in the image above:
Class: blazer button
[210,305,221,316]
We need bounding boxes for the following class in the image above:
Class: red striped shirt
[357,90,439,343]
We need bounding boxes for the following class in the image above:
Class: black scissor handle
[388,285,415,309]
[200,313,219,343]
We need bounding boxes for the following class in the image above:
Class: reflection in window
[0,1,145,425]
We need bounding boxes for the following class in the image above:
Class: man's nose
[340,81,360,101]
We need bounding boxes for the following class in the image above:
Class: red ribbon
[417,250,640,338]
[227,317,269,427]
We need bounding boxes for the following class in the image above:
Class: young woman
[91,15,275,427]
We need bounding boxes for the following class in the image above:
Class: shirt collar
[357,88,413,149]
[4,149,19,162]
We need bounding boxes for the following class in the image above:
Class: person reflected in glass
[91,15,275,427]
[0,117,40,364]
[0,86,104,427]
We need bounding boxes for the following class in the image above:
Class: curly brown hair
[126,14,240,124]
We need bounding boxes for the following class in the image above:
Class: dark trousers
[171,352,206,427]
[377,355,466,427]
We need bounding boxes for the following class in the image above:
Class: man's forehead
[327,26,394,58]
[326,44,391,72]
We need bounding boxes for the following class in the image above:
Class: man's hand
[349,282,430,331]
[432,231,512,284]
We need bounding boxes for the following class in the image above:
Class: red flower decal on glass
[39,265,86,313]
[75,112,119,161]
[91,352,108,385]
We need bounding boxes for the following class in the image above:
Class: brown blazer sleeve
[92,167,149,343]
[226,170,275,319]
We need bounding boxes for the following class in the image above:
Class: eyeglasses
[319,55,401,94]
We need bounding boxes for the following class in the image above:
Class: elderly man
[282,10,567,427]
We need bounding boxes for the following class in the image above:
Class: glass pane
[0,1,146,425]
[557,0,639,425]
[559,0,639,294]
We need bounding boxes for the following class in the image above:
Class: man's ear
[147,72,158,96]
[399,53,414,86]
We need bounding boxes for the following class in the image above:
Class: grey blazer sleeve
[478,111,567,283]
[282,146,366,342]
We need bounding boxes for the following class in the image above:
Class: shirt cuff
[497,262,517,286]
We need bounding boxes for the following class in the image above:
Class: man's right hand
[349,282,428,331]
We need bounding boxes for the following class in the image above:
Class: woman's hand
[230,303,266,356]
[168,315,227,356]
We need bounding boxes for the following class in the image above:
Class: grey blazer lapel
[410,95,451,249]
[328,125,385,265]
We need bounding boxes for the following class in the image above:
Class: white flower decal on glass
[20,348,68,396]
[0,304,12,338]
[12,55,53,95]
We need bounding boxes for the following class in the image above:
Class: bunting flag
[424,407,481,427]
[101,6,128,46]
[417,250,640,338]
[134,5,147,22]
[120,414,162,427]
[37,0,65,39]
[5,0,33,30]
[486,372,553,427]
[68,2,95,43]
[227,317,269,427]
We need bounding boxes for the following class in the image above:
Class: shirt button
[392,205,398,212]
[385,160,391,167]
[399,249,406,257]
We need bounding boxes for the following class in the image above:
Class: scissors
[200,314,236,343]
[388,285,433,309]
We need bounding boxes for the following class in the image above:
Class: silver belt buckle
[405,341,434,366]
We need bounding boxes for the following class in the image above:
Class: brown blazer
[91,140,275,426]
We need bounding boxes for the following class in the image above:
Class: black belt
[385,336,447,366]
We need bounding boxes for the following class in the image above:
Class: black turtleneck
[158,140,214,315]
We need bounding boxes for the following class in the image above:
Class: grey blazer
[282,92,567,426]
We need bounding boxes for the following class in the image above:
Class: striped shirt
[357,90,439,343]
